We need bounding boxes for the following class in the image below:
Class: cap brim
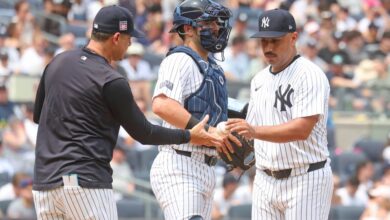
[130,29,145,38]
[250,31,288,38]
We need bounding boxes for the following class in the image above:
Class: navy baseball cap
[92,5,144,38]
[251,9,296,38]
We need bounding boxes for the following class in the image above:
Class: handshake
[187,116,235,149]
[189,118,255,171]
[189,97,249,147]
[187,98,254,170]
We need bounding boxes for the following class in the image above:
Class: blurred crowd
[0,0,389,219]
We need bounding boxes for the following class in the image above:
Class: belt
[174,149,218,166]
[263,160,327,179]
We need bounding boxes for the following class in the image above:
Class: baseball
[216,121,229,136]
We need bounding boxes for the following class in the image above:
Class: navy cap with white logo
[251,9,296,38]
[92,5,144,38]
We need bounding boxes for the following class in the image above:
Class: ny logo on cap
[261,17,270,28]
[119,21,127,31]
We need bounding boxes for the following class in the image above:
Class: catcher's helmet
[170,0,232,53]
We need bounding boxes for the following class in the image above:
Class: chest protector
[167,46,228,126]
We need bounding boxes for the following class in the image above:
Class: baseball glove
[219,132,255,171]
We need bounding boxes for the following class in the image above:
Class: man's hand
[226,118,256,140]
[189,115,224,147]
[208,125,242,158]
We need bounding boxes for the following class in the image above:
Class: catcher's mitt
[219,132,255,171]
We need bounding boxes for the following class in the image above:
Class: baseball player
[32,5,223,220]
[150,0,233,219]
[227,9,333,220]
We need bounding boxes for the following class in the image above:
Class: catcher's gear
[170,0,232,53]
[219,132,255,171]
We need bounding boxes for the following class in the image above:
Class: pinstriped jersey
[153,52,218,156]
[246,56,330,170]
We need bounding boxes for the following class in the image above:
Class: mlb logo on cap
[92,5,144,37]
[119,21,127,31]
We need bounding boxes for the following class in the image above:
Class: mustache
[264,52,276,56]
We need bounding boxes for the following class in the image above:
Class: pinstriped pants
[150,149,216,220]
[252,165,333,220]
[33,187,117,220]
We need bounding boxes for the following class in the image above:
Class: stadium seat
[132,148,157,182]
[372,162,385,180]
[66,24,88,37]
[331,151,367,177]
[0,172,10,188]
[0,9,15,26]
[125,149,141,172]
[0,200,12,216]
[0,0,14,9]
[143,51,164,73]
[138,148,159,172]
[353,138,385,162]
[227,203,251,220]
[226,81,250,99]
[117,198,145,218]
[75,37,88,48]
[28,0,44,9]
[328,205,365,220]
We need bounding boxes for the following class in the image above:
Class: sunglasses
[19,178,33,188]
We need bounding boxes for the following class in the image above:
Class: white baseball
[216,121,229,136]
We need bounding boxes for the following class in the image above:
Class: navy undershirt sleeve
[103,78,190,145]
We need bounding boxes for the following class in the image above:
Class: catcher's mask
[170,0,232,53]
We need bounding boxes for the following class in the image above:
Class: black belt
[263,160,327,179]
[174,149,218,166]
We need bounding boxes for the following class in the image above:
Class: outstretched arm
[104,78,223,147]
[153,94,235,154]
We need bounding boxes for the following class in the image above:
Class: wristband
[185,115,210,131]
[185,115,199,129]
[183,130,191,143]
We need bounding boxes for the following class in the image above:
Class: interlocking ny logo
[274,84,294,111]
[261,17,270,28]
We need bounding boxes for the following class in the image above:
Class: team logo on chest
[274,84,294,111]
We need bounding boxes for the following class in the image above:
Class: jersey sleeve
[291,70,330,119]
[103,78,190,145]
[153,53,197,104]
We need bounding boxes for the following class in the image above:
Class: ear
[291,32,298,42]
[183,24,194,36]
[112,32,121,44]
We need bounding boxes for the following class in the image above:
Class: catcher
[149,1,248,219]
